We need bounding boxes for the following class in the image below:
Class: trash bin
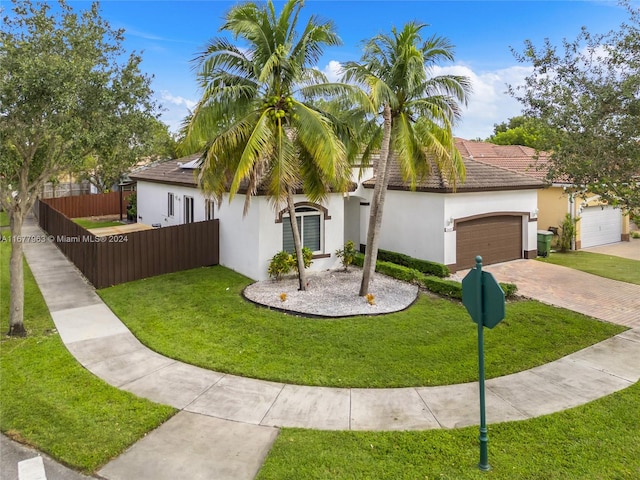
[537,230,553,257]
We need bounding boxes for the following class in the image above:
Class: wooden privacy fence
[43,191,132,218]
[38,197,219,289]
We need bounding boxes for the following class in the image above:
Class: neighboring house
[456,139,631,249]
[359,154,543,272]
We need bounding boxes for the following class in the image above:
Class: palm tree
[181,0,353,290]
[342,22,471,296]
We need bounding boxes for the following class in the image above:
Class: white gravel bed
[243,268,419,317]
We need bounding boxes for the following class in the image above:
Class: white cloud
[154,61,531,140]
[433,64,533,140]
[160,91,197,110]
[158,90,198,134]
[321,60,343,83]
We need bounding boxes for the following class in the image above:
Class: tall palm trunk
[286,186,308,291]
[360,103,393,296]
[8,206,27,336]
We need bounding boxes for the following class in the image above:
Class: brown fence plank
[42,192,131,219]
[38,196,219,289]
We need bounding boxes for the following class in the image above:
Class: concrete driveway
[482,258,640,329]
[584,238,640,261]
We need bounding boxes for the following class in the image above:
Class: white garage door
[580,206,622,248]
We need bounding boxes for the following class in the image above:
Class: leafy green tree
[181,0,354,291]
[485,115,545,148]
[0,0,158,335]
[511,1,640,215]
[77,117,176,193]
[342,22,471,295]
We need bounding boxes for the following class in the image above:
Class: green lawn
[98,266,624,388]
[0,232,176,473]
[2,235,637,478]
[73,218,123,229]
[538,250,640,285]
[257,252,640,479]
[0,210,8,227]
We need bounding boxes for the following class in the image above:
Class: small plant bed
[0,233,175,473]
[538,250,640,285]
[257,380,640,479]
[73,217,124,229]
[98,265,624,388]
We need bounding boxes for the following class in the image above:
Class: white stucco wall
[376,190,446,262]
[220,192,346,281]
[136,180,346,281]
[136,181,210,227]
[361,187,538,267]
[343,196,361,247]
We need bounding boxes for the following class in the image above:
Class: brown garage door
[456,215,522,270]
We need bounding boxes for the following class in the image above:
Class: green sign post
[462,256,505,472]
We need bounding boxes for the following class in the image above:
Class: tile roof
[363,146,544,193]
[129,153,357,194]
[454,138,551,181]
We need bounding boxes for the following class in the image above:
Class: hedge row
[353,253,518,300]
[376,249,450,278]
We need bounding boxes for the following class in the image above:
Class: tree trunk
[286,187,308,291]
[8,208,27,336]
[360,103,393,296]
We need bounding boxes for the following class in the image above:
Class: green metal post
[476,256,490,471]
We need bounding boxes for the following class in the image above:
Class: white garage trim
[580,206,622,248]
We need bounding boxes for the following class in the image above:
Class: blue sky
[62,0,635,139]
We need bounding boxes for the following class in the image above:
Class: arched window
[277,202,330,255]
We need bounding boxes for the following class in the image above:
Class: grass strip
[538,250,640,285]
[257,380,640,479]
[0,233,176,473]
[98,265,624,388]
[72,218,124,229]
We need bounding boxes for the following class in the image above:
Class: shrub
[126,191,137,220]
[559,213,579,252]
[374,261,422,283]
[335,240,358,271]
[354,253,518,300]
[268,251,294,280]
[377,249,450,277]
[268,248,313,279]
[291,247,313,271]
[500,282,518,298]
[421,276,463,299]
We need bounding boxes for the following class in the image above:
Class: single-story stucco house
[455,138,631,249]
[130,144,543,280]
[359,153,543,272]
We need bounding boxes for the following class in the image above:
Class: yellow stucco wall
[537,187,568,231]
[537,188,629,248]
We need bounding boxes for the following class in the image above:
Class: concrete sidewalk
[20,218,640,480]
